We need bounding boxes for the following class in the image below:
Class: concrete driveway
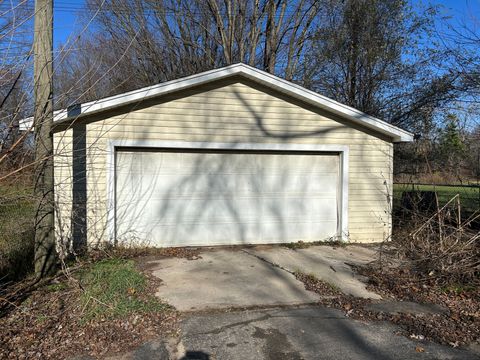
[150,245,379,311]
[120,245,480,360]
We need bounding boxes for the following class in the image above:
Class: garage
[115,146,342,247]
[50,63,413,248]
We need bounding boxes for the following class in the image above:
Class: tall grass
[0,183,35,284]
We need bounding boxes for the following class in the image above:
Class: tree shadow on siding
[69,75,397,249]
[113,81,348,247]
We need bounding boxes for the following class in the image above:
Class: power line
[0,2,311,17]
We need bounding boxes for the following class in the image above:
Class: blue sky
[53,0,85,47]
[53,0,480,47]
[438,0,480,14]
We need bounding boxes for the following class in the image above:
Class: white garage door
[115,149,339,247]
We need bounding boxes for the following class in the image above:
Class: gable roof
[21,63,413,142]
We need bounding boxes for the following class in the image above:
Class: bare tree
[301,0,469,134]
[0,0,33,168]
[438,5,480,117]
[54,0,321,104]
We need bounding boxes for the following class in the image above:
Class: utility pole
[33,0,56,278]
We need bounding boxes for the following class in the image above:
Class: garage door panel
[118,221,259,247]
[115,150,339,247]
[260,219,337,243]
[297,175,338,193]
[299,198,338,219]
[136,198,263,222]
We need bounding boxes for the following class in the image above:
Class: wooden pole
[33,0,56,277]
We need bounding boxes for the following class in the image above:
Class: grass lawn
[0,182,35,224]
[78,258,170,322]
[393,183,480,214]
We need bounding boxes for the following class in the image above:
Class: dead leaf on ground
[415,345,425,353]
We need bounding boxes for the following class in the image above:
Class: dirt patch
[282,240,347,250]
[294,266,479,348]
[86,246,204,274]
[294,271,372,312]
[90,246,202,261]
[294,272,342,297]
[359,265,480,347]
[0,260,179,359]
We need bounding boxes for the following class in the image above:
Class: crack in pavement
[241,249,295,275]
[186,313,272,336]
[184,309,349,337]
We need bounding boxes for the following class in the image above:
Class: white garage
[114,145,344,247]
[49,63,413,249]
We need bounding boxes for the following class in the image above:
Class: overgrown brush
[392,193,479,286]
[0,184,35,284]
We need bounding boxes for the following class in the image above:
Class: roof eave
[235,66,413,143]
[23,63,415,142]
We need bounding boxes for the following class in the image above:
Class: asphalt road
[177,306,477,360]
[123,306,479,360]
